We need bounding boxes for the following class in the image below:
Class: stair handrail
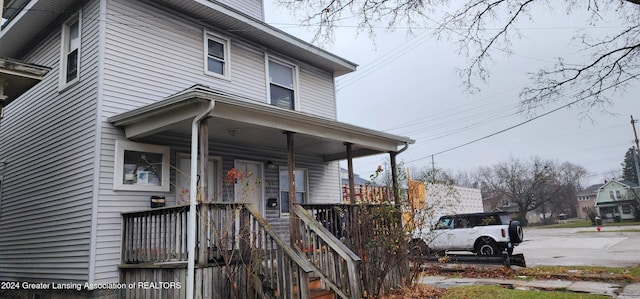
[292,204,362,299]
[243,205,314,298]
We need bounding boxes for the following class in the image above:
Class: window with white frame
[622,205,632,214]
[267,58,297,110]
[609,190,615,199]
[279,168,307,215]
[615,190,622,199]
[204,32,230,78]
[61,13,81,87]
[114,141,170,192]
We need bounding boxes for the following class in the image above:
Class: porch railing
[121,203,315,299]
[292,204,362,299]
[121,205,189,263]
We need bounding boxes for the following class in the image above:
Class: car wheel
[509,221,524,243]
[475,237,499,256]
[408,238,429,256]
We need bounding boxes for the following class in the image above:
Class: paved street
[513,225,640,267]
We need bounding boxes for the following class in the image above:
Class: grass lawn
[517,265,640,283]
[539,220,640,229]
[441,285,610,299]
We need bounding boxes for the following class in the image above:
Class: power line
[407,73,640,164]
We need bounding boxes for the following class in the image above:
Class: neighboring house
[0,0,413,297]
[492,204,544,224]
[595,180,640,222]
[576,184,601,220]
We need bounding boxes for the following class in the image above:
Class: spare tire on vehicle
[509,221,524,243]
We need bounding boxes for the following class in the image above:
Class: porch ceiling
[0,57,51,105]
[109,85,414,161]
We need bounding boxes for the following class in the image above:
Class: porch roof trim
[109,85,414,160]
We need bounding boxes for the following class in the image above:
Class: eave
[0,57,50,106]
[109,85,414,161]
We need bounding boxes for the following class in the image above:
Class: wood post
[198,118,209,264]
[345,143,356,204]
[286,132,298,248]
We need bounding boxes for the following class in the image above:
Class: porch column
[390,151,400,208]
[345,143,356,204]
[286,132,299,248]
[187,101,215,299]
[198,118,209,265]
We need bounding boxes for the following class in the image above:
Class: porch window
[113,141,170,192]
[60,12,81,88]
[622,205,632,215]
[204,32,230,79]
[267,57,297,110]
[279,168,307,215]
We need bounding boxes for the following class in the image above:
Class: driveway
[513,225,640,267]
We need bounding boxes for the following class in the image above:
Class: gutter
[186,99,215,299]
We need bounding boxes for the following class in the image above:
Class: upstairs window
[204,32,230,79]
[267,57,297,110]
[61,13,81,87]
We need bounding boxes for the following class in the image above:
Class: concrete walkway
[419,276,640,298]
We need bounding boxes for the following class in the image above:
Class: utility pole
[631,116,640,185]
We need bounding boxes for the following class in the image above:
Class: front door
[176,154,219,204]
[234,160,264,216]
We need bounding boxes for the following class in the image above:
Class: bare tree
[477,156,586,225]
[273,0,640,115]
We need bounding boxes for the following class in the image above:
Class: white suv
[410,212,524,256]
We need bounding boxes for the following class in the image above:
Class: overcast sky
[264,2,639,186]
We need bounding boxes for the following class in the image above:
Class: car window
[435,217,454,230]
[454,217,470,229]
[499,214,511,224]
[476,215,499,226]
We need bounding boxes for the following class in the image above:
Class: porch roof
[0,57,51,106]
[109,85,414,161]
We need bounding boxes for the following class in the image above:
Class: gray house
[0,0,412,298]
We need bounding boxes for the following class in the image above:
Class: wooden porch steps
[289,277,334,299]
[310,289,335,299]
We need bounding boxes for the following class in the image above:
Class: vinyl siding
[92,0,341,283]
[215,0,264,21]
[298,66,337,118]
[0,1,100,283]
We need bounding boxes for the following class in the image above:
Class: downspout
[186,100,215,299]
[390,142,409,207]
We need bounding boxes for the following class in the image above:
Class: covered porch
[109,84,414,298]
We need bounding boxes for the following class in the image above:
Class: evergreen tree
[621,147,639,184]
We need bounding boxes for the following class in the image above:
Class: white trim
[88,0,107,285]
[59,10,82,91]
[203,30,231,80]
[113,140,170,192]
[265,54,299,111]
